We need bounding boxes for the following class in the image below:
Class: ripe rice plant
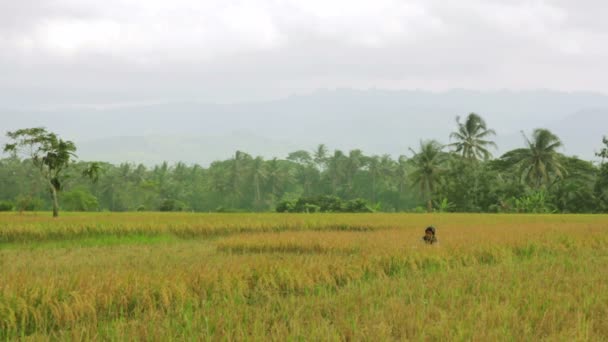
[0,212,607,340]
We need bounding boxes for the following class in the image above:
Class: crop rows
[0,213,607,340]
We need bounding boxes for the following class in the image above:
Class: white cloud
[1,0,608,102]
[3,0,447,61]
[279,0,443,46]
[471,1,586,54]
[40,18,121,56]
[5,1,285,63]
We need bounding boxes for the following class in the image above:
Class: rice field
[1,212,607,341]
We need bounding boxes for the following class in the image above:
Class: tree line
[2,114,608,215]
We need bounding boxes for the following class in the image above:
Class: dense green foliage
[594,137,608,211]
[1,118,606,213]
[277,195,373,213]
[448,113,497,161]
[3,127,98,217]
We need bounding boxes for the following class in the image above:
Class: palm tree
[229,151,251,207]
[500,129,566,189]
[366,154,395,204]
[250,156,267,209]
[449,113,497,161]
[300,164,319,197]
[327,150,347,195]
[395,155,409,195]
[366,155,381,203]
[313,144,328,171]
[409,140,448,212]
[345,149,365,194]
[266,158,290,201]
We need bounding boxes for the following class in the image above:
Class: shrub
[159,199,188,212]
[510,191,555,213]
[276,200,296,213]
[277,196,372,213]
[0,201,14,211]
[344,199,373,213]
[316,195,344,212]
[303,203,321,213]
[62,189,99,211]
[15,196,44,212]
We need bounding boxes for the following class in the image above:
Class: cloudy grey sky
[1,0,608,106]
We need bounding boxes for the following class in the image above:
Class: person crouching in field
[422,226,438,245]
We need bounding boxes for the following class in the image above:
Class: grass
[0,234,180,250]
[0,212,607,340]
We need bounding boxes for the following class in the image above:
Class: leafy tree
[98,163,129,211]
[291,162,319,197]
[250,156,268,210]
[287,150,313,165]
[500,129,566,189]
[327,150,347,195]
[185,164,209,212]
[0,157,28,202]
[449,113,497,161]
[392,155,414,211]
[549,156,597,213]
[365,154,395,205]
[1,136,605,214]
[288,151,319,197]
[266,158,291,202]
[345,149,365,195]
[378,155,396,196]
[228,151,251,208]
[438,156,493,212]
[409,140,448,212]
[3,128,96,217]
[366,155,381,204]
[81,161,102,183]
[62,188,99,211]
[595,137,608,211]
[597,136,608,160]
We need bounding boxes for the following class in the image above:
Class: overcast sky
[1,0,608,105]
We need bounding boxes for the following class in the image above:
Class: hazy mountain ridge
[2,89,608,165]
[77,133,300,166]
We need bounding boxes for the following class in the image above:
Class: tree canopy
[1,119,606,214]
[3,128,98,217]
[500,129,566,189]
[449,113,497,161]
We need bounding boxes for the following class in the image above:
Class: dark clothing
[422,235,438,245]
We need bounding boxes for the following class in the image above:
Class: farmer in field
[422,226,438,245]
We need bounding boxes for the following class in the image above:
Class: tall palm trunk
[304,178,312,197]
[254,175,261,206]
[332,175,338,195]
[424,181,434,213]
[50,183,59,218]
[371,174,376,203]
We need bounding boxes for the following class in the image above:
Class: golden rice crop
[0,212,607,340]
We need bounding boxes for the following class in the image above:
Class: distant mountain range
[2,89,607,165]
